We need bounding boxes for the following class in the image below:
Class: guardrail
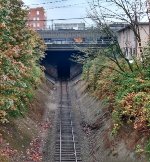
[45,43,109,51]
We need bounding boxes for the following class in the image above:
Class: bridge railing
[44,40,112,45]
[45,43,109,51]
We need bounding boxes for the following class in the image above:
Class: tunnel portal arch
[41,50,83,80]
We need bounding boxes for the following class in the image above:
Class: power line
[28,17,92,21]
[43,3,87,10]
[25,2,87,10]
[26,0,68,6]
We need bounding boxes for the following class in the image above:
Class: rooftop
[117,22,149,32]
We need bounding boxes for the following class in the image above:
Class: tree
[88,0,145,40]
[79,0,147,73]
[0,0,45,123]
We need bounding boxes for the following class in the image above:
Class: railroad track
[55,81,82,162]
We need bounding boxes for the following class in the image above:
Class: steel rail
[66,82,78,162]
[59,81,62,162]
[54,81,82,162]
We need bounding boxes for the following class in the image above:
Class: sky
[22,0,148,28]
[23,0,93,27]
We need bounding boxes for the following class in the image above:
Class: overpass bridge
[37,29,112,51]
[45,43,108,51]
[39,29,112,79]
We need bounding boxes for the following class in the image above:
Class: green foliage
[80,11,150,158]
[82,55,106,90]
[82,47,150,134]
[0,0,45,122]
[143,41,150,68]
[135,144,144,154]
[145,139,150,161]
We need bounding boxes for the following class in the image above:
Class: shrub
[82,52,150,133]
[0,0,45,122]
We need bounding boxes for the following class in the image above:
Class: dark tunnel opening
[41,50,83,80]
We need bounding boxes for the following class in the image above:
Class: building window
[123,48,126,55]
[33,23,36,27]
[140,48,143,53]
[138,42,141,47]
[125,47,128,57]
[37,23,40,27]
[33,17,36,21]
[37,11,40,15]
[37,17,39,20]
[130,48,132,55]
[133,48,135,54]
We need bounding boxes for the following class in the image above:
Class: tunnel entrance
[41,50,82,80]
[57,53,71,79]
[57,59,70,79]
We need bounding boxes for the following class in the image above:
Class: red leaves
[0,144,17,158]
[0,133,17,160]
[26,138,42,162]
[134,118,147,131]
[0,23,6,29]
[39,120,52,130]
[25,120,52,162]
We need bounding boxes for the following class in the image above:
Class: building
[27,7,46,30]
[54,23,85,30]
[117,23,149,59]
[37,29,103,44]
[109,23,127,32]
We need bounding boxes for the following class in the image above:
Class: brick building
[27,7,46,30]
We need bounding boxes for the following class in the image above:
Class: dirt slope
[0,79,55,162]
[71,78,146,162]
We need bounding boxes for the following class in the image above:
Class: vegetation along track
[54,81,82,162]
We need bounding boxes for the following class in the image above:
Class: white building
[54,23,85,30]
[117,23,149,59]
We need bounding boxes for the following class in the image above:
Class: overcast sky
[23,0,148,28]
[23,0,93,27]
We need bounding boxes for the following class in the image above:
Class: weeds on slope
[82,49,150,158]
